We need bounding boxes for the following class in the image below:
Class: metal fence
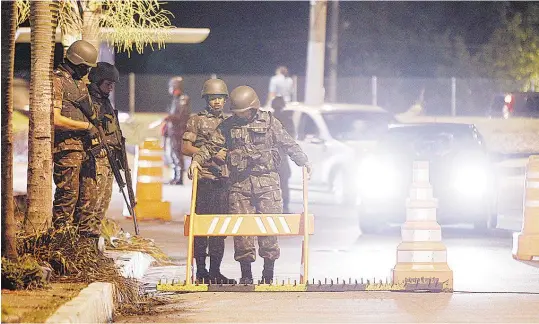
[114,74,529,116]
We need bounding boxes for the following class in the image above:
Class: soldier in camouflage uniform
[87,62,122,221]
[189,86,312,284]
[182,78,235,284]
[52,40,100,236]
[164,77,191,185]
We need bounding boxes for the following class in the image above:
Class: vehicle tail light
[504,94,514,112]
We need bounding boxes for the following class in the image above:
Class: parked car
[279,102,396,204]
[489,92,539,119]
[357,123,498,233]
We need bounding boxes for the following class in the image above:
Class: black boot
[239,262,253,284]
[169,169,179,185]
[261,259,275,284]
[195,257,210,283]
[209,257,236,284]
[178,170,184,185]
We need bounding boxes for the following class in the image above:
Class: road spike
[183,280,186,286]
[355,279,358,286]
[158,279,162,285]
[312,278,315,285]
[288,278,290,285]
[331,279,334,286]
[318,280,322,286]
[336,277,339,284]
[294,280,297,286]
[325,278,327,285]
[349,278,352,284]
[282,280,285,286]
[171,279,175,285]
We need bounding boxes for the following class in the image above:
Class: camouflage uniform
[88,83,120,220]
[52,65,98,234]
[166,94,191,183]
[183,108,228,275]
[193,110,309,263]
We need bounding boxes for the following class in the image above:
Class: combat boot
[169,169,180,185]
[209,257,236,284]
[261,258,274,284]
[239,261,253,284]
[195,257,210,283]
[178,170,184,185]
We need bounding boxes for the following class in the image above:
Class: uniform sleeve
[271,116,308,166]
[182,115,198,143]
[52,74,63,110]
[192,124,227,165]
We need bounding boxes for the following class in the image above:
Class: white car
[278,102,395,204]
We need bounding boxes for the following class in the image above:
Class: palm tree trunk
[25,0,59,234]
[82,1,101,53]
[1,1,18,259]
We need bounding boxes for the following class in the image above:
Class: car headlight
[452,164,488,197]
[358,156,397,198]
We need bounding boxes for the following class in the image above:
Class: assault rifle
[73,95,140,235]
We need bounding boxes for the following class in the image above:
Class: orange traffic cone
[512,155,539,261]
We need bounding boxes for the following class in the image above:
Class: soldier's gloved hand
[188,161,202,180]
[214,148,227,164]
[304,162,313,180]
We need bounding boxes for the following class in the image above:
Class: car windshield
[380,124,482,156]
[322,111,394,141]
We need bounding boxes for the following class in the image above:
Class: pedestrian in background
[267,66,294,105]
[164,76,191,185]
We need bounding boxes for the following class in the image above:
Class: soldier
[271,96,295,213]
[164,77,191,185]
[52,40,100,237]
[87,62,121,221]
[182,78,235,284]
[189,86,312,284]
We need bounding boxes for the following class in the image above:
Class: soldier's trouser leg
[170,138,184,184]
[53,151,85,228]
[230,191,257,263]
[195,180,227,275]
[94,157,113,219]
[256,189,282,261]
[75,156,99,235]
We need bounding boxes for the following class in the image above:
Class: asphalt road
[112,168,538,323]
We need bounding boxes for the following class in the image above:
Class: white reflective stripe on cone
[525,200,539,208]
[413,170,429,183]
[137,176,166,183]
[397,250,447,263]
[401,229,442,242]
[139,149,163,156]
[526,181,539,189]
[137,160,165,168]
[406,208,437,221]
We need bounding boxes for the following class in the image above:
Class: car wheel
[331,170,354,205]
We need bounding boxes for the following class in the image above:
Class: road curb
[45,282,114,324]
[45,251,155,323]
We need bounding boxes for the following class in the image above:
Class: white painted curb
[45,282,114,324]
[45,251,155,323]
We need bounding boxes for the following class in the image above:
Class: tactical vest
[226,112,281,175]
[54,68,91,152]
[91,92,121,149]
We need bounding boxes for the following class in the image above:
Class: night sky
[13,1,532,79]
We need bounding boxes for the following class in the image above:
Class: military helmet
[89,62,119,84]
[201,78,228,98]
[229,86,261,112]
[66,40,98,67]
[168,76,184,91]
